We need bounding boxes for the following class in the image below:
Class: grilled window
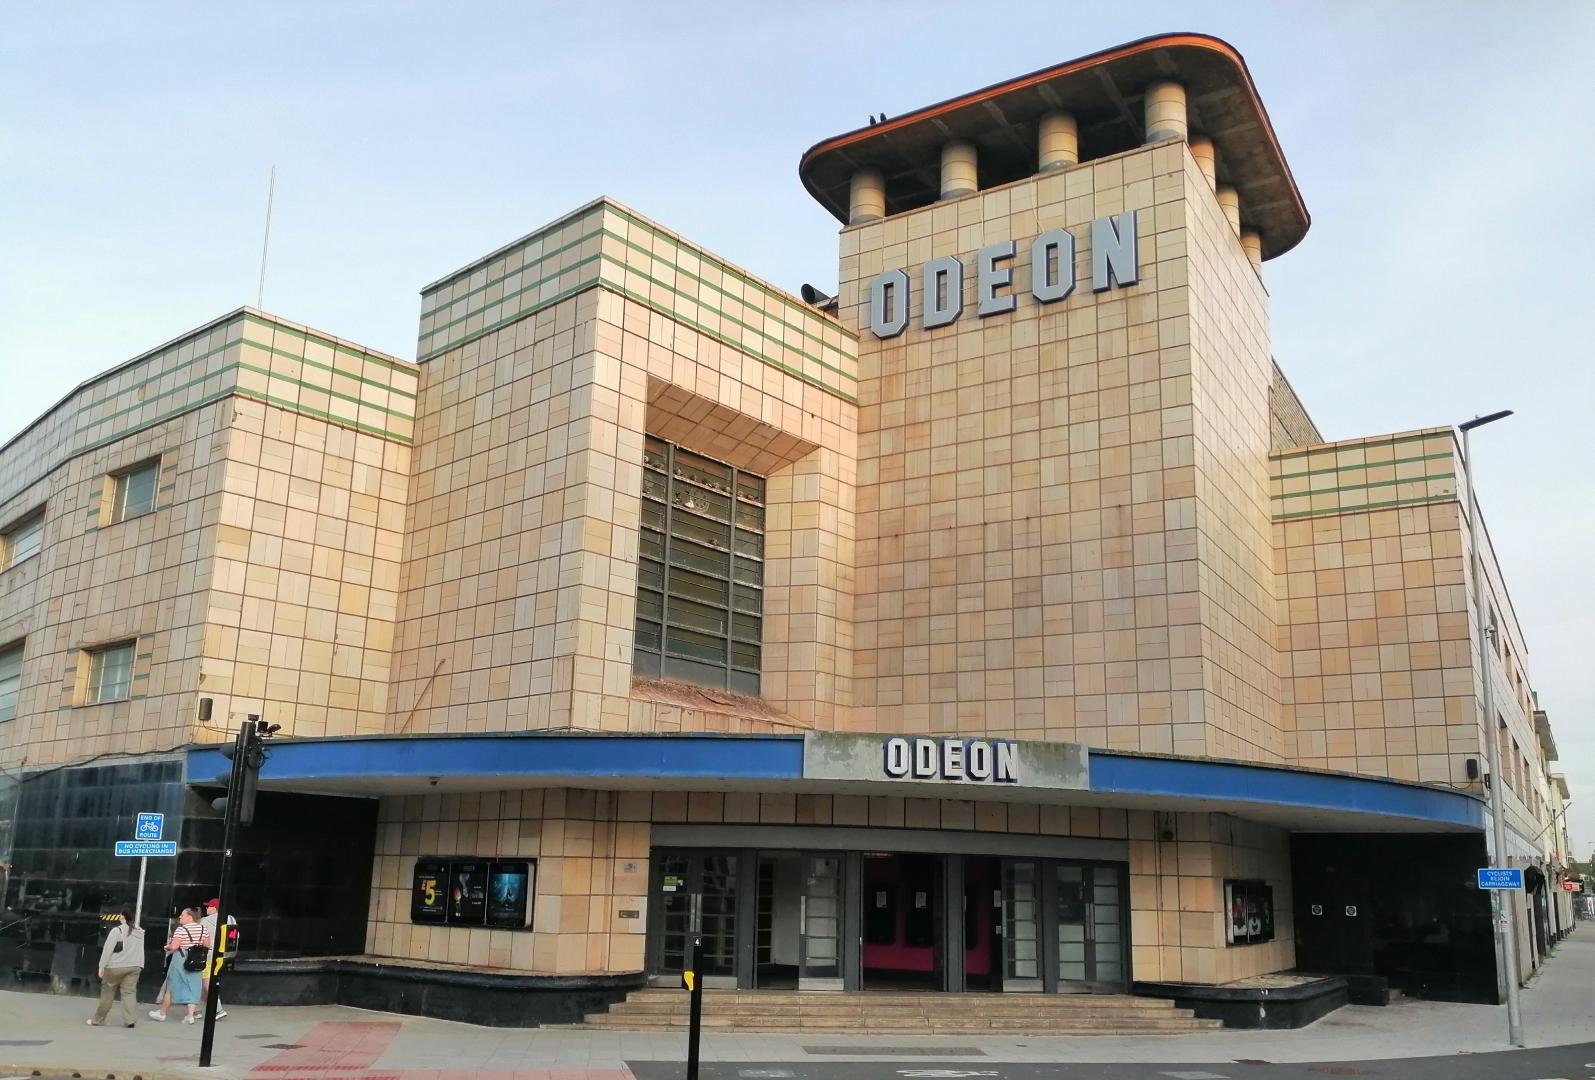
[85,641,135,705]
[110,459,159,524]
[634,438,764,695]
[0,641,22,723]
[2,509,44,568]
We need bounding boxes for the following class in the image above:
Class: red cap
[206,898,220,908]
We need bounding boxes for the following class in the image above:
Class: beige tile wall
[1269,362,1321,451]
[368,788,650,973]
[394,200,859,737]
[0,310,417,765]
[1128,812,1294,982]
[1272,430,1474,784]
[839,141,1283,761]
[0,402,226,767]
[1182,160,1284,763]
[366,787,1290,983]
[198,400,412,738]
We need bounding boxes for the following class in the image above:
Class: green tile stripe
[419,247,604,345]
[70,345,412,450]
[419,213,605,320]
[3,315,416,504]
[4,385,220,510]
[242,313,414,378]
[595,249,855,387]
[236,360,415,422]
[1271,431,1450,463]
[601,276,858,405]
[422,231,860,382]
[422,204,848,357]
[231,387,412,443]
[1273,491,1457,522]
[602,228,855,378]
[1273,451,1452,482]
[1272,472,1456,501]
[419,249,858,402]
[606,204,852,354]
[70,332,240,434]
[239,326,418,401]
[1,372,412,508]
[27,317,408,456]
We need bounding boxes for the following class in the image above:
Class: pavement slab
[0,931,1589,1080]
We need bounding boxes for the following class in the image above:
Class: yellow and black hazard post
[210,922,228,979]
[683,931,704,1080]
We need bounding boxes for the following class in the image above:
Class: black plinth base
[229,957,644,1027]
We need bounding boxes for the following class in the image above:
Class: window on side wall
[83,641,135,705]
[108,458,160,524]
[1224,880,1274,946]
[0,641,23,723]
[633,437,764,696]
[2,508,44,569]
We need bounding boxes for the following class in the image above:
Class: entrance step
[580,990,1222,1034]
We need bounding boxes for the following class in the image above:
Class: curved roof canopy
[188,732,1482,833]
[799,33,1310,260]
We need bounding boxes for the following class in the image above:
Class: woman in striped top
[148,907,210,1025]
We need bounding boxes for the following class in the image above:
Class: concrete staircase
[579,989,1223,1034]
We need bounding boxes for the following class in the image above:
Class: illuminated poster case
[412,857,535,929]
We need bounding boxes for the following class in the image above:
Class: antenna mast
[256,166,277,310]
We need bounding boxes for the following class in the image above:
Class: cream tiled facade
[0,35,1573,1007]
[0,311,415,770]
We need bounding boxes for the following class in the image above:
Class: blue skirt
[163,951,203,1005]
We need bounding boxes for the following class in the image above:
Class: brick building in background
[0,33,1576,1027]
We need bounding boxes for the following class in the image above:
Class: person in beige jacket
[87,907,145,1028]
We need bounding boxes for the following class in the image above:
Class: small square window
[110,460,159,524]
[0,641,22,723]
[2,509,44,569]
[85,642,135,705]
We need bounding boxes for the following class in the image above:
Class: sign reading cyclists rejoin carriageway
[802,732,1088,791]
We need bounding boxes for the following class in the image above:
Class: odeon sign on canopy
[866,210,1140,339]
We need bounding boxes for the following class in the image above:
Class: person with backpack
[148,906,209,1024]
[200,897,238,1019]
[86,907,145,1028]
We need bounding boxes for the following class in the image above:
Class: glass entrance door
[1001,860,1043,991]
[1054,862,1127,990]
[799,854,844,989]
[647,850,739,987]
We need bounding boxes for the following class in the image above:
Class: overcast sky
[3,3,1592,850]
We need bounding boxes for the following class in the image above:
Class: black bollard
[685,932,704,1080]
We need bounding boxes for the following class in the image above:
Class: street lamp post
[1460,409,1523,1047]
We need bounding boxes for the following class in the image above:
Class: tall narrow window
[633,437,764,695]
[85,641,135,705]
[0,642,22,722]
[2,509,44,569]
[110,459,159,524]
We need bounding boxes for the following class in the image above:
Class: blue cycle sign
[118,812,176,856]
[116,840,177,857]
[1477,867,1524,890]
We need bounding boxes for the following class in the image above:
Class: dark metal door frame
[645,847,1131,993]
[645,847,749,988]
[942,854,966,993]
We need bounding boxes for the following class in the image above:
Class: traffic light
[211,715,267,826]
